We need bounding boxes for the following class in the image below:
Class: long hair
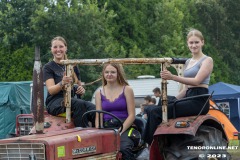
[101,63,129,86]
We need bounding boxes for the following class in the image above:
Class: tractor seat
[57,112,67,117]
[57,112,74,117]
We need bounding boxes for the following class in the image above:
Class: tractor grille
[17,115,34,136]
[0,143,45,160]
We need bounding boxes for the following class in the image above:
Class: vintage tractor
[149,97,239,160]
[0,47,239,159]
[0,48,124,160]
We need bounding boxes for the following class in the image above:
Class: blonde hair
[101,63,129,86]
[187,29,204,41]
[51,36,67,46]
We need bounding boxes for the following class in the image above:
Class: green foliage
[0,0,239,99]
[146,0,186,56]
[0,46,34,81]
[0,0,42,51]
[193,0,240,84]
[31,0,119,59]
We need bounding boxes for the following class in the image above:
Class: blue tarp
[209,82,240,99]
[0,81,32,139]
[209,82,240,131]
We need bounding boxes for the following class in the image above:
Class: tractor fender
[154,114,227,140]
[149,114,228,160]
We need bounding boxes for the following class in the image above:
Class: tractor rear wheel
[163,125,231,160]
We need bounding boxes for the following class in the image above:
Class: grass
[228,140,240,160]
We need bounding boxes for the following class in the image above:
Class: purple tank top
[101,86,128,121]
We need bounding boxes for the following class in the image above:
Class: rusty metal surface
[43,129,119,159]
[30,113,75,134]
[63,64,74,123]
[0,127,120,160]
[60,57,173,65]
[60,58,174,122]
[32,46,44,134]
[171,64,185,92]
[154,114,221,136]
[161,63,169,123]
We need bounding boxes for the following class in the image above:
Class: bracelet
[58,81,63,87]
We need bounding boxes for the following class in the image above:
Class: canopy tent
[209,82,240,99]
[0,81,32,139]
[209,82,240,131]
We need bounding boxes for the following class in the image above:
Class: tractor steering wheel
[82,110,123,133]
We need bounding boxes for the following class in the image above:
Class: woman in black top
[43,36,95,127]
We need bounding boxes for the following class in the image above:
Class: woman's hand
[119,128,123,136]
[75,85,85,95]
[62,75,73,86]
[160,70,174,80]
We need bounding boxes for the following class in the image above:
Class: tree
[0,0,239,99]
[30,0,120,99]
[0,0,44,52]
[0,46,34,81]
[194,0,239,84]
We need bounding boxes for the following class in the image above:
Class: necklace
[54,61,65,71]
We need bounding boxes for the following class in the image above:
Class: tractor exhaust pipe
[32,46,44,134]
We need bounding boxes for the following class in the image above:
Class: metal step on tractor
[0,47,239,160]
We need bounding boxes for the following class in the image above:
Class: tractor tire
[163,125,231,160]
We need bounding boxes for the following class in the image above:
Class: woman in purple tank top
[95,63,136,160]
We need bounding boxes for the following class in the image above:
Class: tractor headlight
[175,121,190,128]
[16,114,34,136]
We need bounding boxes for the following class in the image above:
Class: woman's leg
[84,101,96,127]
[120,128,135,160]
[71,99,96,127]
[71,99,88,127]
[46,98,65,116]
[143,103,175,145]
[47,98,95,127]
[143,106,162,145]
[174,98,209,117]
[175,88,209,117]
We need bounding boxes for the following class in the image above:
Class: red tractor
[0,48,238,159]
[150,96,238,160]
